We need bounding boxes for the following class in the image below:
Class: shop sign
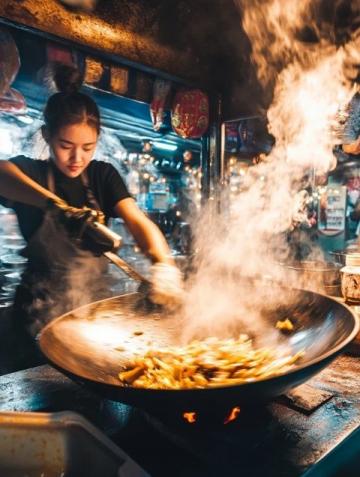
[318,185,347,236]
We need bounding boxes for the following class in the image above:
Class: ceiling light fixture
[17,115,34,125]
[153,142,178,151]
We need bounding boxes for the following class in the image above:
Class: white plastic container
[341,253,360,304]
[0,411,149,477]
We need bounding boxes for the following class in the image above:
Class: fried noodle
[118,335,304,389]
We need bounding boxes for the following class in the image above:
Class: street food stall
[0,1,359,476]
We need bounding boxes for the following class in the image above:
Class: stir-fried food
[276,318,294,331]
[118,335,304,389]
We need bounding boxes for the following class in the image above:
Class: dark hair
[44,64,101,136]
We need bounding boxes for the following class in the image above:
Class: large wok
[39,288,359,413]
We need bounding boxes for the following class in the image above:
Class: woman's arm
[113,198,184,305]
[113,198,174,265]
[0,161,59,208]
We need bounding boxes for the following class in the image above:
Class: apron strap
[46,161,102,211]
[80,169,102,211]
[47,162,56,194]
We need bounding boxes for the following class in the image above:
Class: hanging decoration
[46,42,74,66]
[171,89,209,139]
[110,65,129,95]
[150,79,171,131]
[84,56,106,88]
[0,27,26,114]
[37,42,77,92]
[0,89,27,115]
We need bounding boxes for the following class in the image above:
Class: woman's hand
[113,198,175,264]
[47,198,114,256]
[48,197,105,237]
[149,262,184,306]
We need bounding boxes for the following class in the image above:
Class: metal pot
[329,240,360,266]
[329,250,360,266]
[281,261,341,295]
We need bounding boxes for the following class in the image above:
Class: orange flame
[183,412,197,424]
[224,406,241,424]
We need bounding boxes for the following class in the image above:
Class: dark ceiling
[0,0,249,86]
[0,0,254,117]
[0,0,359,119]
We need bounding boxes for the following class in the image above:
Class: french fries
[118,335,304,389]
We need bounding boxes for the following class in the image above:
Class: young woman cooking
[0,65,183,358]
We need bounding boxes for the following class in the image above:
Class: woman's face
[46,122,98,178]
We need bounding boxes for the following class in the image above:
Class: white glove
[149,262,184,306]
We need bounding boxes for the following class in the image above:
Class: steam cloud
[181,0,359,340]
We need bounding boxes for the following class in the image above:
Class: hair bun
[53,64,83,94]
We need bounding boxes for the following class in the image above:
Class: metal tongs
[84,220,150,286]
[103,251,150,285]
[84,221,180,310]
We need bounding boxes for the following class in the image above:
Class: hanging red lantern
[171,89,209,139]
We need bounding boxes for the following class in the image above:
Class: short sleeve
[89,161,132,217]
[103,163,132,213]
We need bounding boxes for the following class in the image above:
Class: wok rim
[281,261,341,273]
[38,289,360,394]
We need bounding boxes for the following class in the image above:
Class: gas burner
[144,404,273,434]
[139,405,287,476]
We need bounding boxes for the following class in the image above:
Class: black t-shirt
[0,156,131,242]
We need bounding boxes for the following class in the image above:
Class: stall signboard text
[318,185,347,236]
